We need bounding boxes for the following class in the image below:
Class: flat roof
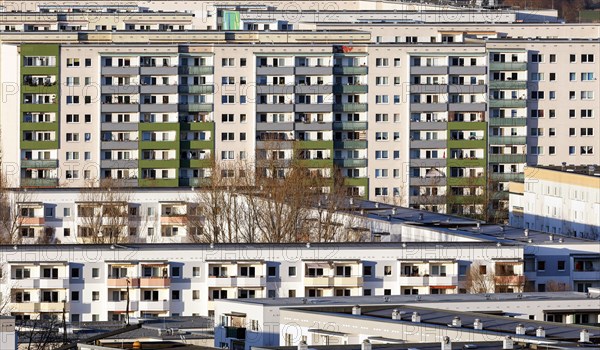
[216,291,596,307]
[530,165,600,178]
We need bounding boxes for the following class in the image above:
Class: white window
[66,152,80,160]
[529,146,543,155]
[66,114,80,123]
[375,58,389,67]
[375,150,388,159]
[375,187,388,196]
[65,170,79,179]
[375,77,388,85]
[581,72,594,81]
[221,150,235,160]
[375,132,388,141]
[375,169,388,178]
[375,113,388,122]
[66,58,80,67]
[581,91,594,100]
[581,146,594,155]
[221,132,234,141]
[66,133,79,142]
[221,58,234,67]
[393,58,401,67]
[66,96,80,104]
[221,95,235,104]
[375,95,389,104]
[66,77,80,86]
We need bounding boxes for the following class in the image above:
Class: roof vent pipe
[473,318,483,330]
[451,316,461,327]
[352,305,361,315]
[502,336,514,349]
[392,309,401,320]
[441,336,452,350]
[580,329,590,343]
[411,312,421,323]
[536,326,545,338]
[298,341,308,350]
[361,339,372,350]
[515,324,526,335]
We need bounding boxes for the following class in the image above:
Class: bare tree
[0,262,13,316]
[20,316,64,350]
[0,174,34,244]
[464,263,496,294]
[77,178,132,244]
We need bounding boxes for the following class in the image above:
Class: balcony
[101,66,140,75]
[178,85,215,94]
[304,276,332,286]
[410,103,448,112]
[333,66,368,75]
[294,122,332,131]
[448,84,486,94]
[107,300,139,312]
[236,276,267,287]
[333,121,367,131]
[101,103,140,113]
[140,66,178,75]
[333,103,367,113]
[448,66,487,75]
[295,66,333,75]
[448,103,487,112]
[180,159,212,169]
[181,121,215,132]
[107,278,140,288]
[490,173,525,182]
[334,158,367,168]
[489,99,527,109]
[138,159,179,169]
[256,85,294,94]
[179,178,211,187]
[398,275,458,286]
[332,276,363,286]
[410,158,447,167]
[139,300,170,311]
[140,85,178,94]
[410,121,448,131]
[139,104,178,113]
[410,139,447,149]
[489,136,527,145]
[21,217,46,225]
[37,302,66,313]
[101,85,140,94]
[256,104,294,113]
[101,140,138,150]
[494,275,525,285]
[296,140,333,150]
[100,159,138,169]
[410,177,447,186]
[572,270,600,281]
[489,117,527,127]
[256,122,294,132]
[139,277,170,288]
[296,159,333,168]
[410,85,448,94]
[178,66,214,75]
[333,84,368,94]
[21,158,58,168]
[21,178,58,187]
[38,278,68,289]
[160,215,188,225]
[178,103,214,113]
[489,154,526,163]
[295,104,333,113]
[489,62,527,71]
[489,80,528,90]
[256,66,295,75]
[334,140,367,149]
[294,85,333,94]
[410,66,448,75]
[101,122,139,131]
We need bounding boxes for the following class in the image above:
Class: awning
[141,263,168,267]
[307,329,348,337]
[224,312,246,317]
[306,263,330,269]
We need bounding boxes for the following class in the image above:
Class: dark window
[537,261,546,271]
[557,261,565,271]
[268,266,277,277]
[288,266,296,276]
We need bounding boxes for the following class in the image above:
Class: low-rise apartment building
[509,166,600,240]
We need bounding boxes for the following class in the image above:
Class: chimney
[536,326,545,338]
[392,208,397,215]
[580,329,590,343]
[473,318,483,330]
[349,197,354,205]
[375,203,380,208]
[352,305,361,315]
[561,161,567,171]
[502,336,514,349]
[515,324,525,335]
[440,336,452,350]
[524,229,529,237]
[361,339,372,350]
[411,311,421,323]
[451,316,462,327]
[589,165,596,176]
[298,341,308,350]
[549,234,554,241]
[392,309,401,320]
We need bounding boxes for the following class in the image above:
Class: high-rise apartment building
[0,1,599,220]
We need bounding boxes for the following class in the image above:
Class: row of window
[529,146,594,156]
[529,127,594,137]
[530,53,595,63]
[530,109,594,118]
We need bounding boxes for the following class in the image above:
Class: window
[288,266,296,276]
[84,114,92,123]
[375,187,388,196]
[71,291,80,301]
[66,133,79,142]
[363,266,373,276]
[581,146,594,155]
[221,114,234,122]
[569,146,576,155]
[530,72,543,81]
[375,58,389,67]
[221,150,234,160]
[221,132,234,141]
[66,114,80,123]
[268,290,276,298]
[375,132,388,141]
[569,91,576,100]
[384,266,392,275]
[92,291,100,301]
[221,58,234,67]
[549,146,556,155]
[171,266,181,278]
[530,146,543,155]
[267,266,277,277]
[549,128,556,137]
[375,95,389,104]
[570,54,576,63]
[193,290,200,299]
[537,261,546,271]
[193,267,200,277]
[581,128,594,136]
[549,73,556,81]
[581,91,593,100]
[531,54,543,63]
[557,261,565,271]
[375,150,388,159]
[549,54,556,63]
[569,72,576,81]
[85,58,92,67]
[240,132,246,141]
[394,58,401,66]
[549,91,555,100]
[64,228,71,237]
[92,268,99,278]
[581,109,593,118]
[66,77,80,86]
[530,91,544,100]
[375,77,389,85]
[479,265,487,275]
[66,96,79,104]
[581,54,594,63]
[221,95,235,104]
[581,72,594,81]
[375,113,389,122]
[66,58,80,67]
[171,290,181,300]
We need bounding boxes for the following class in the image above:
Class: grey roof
[531,165,600,178]
[216,291,598,307]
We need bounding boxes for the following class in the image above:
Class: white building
[0,316,16,350]
[509,166,600,240]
